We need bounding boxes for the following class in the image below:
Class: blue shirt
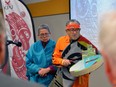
[26,39,56,87]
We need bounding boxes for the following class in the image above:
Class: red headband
[66,23,80,30]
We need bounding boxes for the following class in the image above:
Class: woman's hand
[38,67,51,77]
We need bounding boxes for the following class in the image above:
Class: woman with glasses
[26,24,57,87]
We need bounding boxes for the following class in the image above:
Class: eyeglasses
[39,33,50,37]
[66,28,80,32]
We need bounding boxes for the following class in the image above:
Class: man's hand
[62,59,71,67]
[38,68,51,77]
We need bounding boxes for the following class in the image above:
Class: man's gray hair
[66,19,80,26]
[99,11,116,56]
[0,12,5,34]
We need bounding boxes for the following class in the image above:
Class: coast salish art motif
[1,0,35,79]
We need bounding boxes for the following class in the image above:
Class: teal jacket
[26,39,56,87]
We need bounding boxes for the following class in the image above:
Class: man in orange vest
[52,19,98,87]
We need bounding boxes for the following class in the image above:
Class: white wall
[33,14,111,87]
[89,65,111,87]
[33,14,69,41]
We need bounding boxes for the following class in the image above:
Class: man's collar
[65,35,70,43]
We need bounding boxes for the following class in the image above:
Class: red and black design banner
[1,0,35,80]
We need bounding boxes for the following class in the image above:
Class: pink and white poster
[1,0,35,80]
